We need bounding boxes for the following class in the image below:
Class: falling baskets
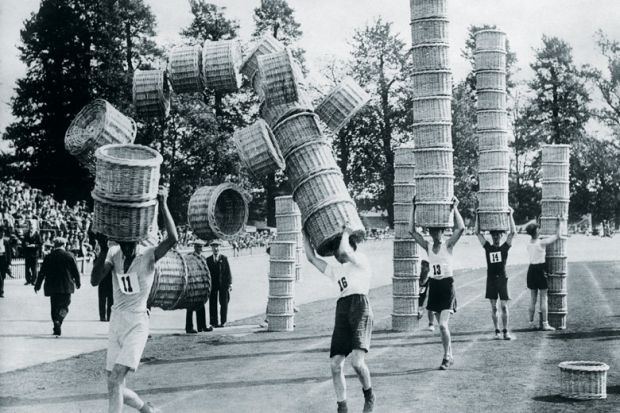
[202,40,242,93]
[411,43,450,70]
[292,169,349,214]
[474,50,507,71]
[168,44,204,94]
[240,34,285,80]
[65,99,137,172]
[412,70,452,97]
[412,96,452,122]
[476,70,507,91]
[273,112,323,157]
[410,18,449,45]
[410,0,448,20]
[232,120,285,179]
[133,69,171,118]
[315,77,371,133]
[92,193,157,242]
[284,141,339,189]
[93,144,163,202]
[148,250,211,311]
[187,183,249,241]
[258,49,306,107]
[474,30,507,51]
[542,144,570,163]
[412,121,452,148]
[559,361,609,400]
[413,147,454,175]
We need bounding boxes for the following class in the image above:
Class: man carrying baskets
[91,186,178,413]
[303,224,376,413]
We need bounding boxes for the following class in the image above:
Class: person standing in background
[185,240,212,333]
[0,228,13,297]
[22,219,42,285]
[207,240,232,328]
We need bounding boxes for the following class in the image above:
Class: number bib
[116,272,140,295]
[489,251,502,263]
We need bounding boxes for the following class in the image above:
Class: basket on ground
[232,120,284,179]
[168,44,204,94]
[92,193,157,242]
[188,183,249,241]
[559,361,609,400]
[202,40,242,93]
[315,77,371,133]
[133,70,171,118]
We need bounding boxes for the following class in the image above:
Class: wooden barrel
[474,50,507,71]
[476,70,507,91]
[411,43,450,70]
[258,49,306,107]
[65,99,137,172]
[412,121,452,148]
[410,18,449,45]
[202,40,242,93]
[474,30,507,51]
[315,77,371,133]
[187,184,249,241]
[273,112,323,157]
[292,169,349,214]
[393,239,417,258]
[168,44,204,94]
[240,34,285,80]
[232,119,285,178]
[413,147,453,175]
[92,193,157,242]
[415,201,453,228]
[392,314,418,332]
[410,0,448,20]
[412,70,452,97]
[133,70,171,118]
[94,144,162,202]
[542,144,570,163]
[559,361,609,400]
[412,96,452,122]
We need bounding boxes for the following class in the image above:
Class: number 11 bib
[116,272,140,295]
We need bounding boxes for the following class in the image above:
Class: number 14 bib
[116,272,140,295]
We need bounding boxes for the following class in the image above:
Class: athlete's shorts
[527,263,548,290]
[330,294,373,358]
[106,310,150,372]
[485,275,510,300]
[427,277,457,314]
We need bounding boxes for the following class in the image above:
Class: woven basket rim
[542,161,570,165]
[333,94,372,134]
[477,209,510,213]
[409,16,449,24]
[542,144,571,149]
[292,168,344,198]
[275,195,294,201]
[284,139,332,161]
[478,169,509,174]
[301,196,356,227]
[268,241,297,246]
[476,88,508,93]
[415,174,454,179]
[477,189,509,194]
[411,69,452,76]
[541,198,570,203]
[475,48,508,55]
[239,34,284,78]
[475,69,507,75]
[269,258,297,263]
[92,191,157,208]
[477,129,510,134]
[412,121,453,127]
[547,273,567,277]
[412,96,452,102]
[268,276,297,281]
[273,110,320,134]
[546,255,568,259]
[548,292,567,297]
[414,201,453,206]
[475,29,507,36]
[542,179,570,184]
[479,149,510,155]
[477,109,508,115]
[559,361,610,372]
[132,69,171,114]
[413,147,453,153]
[391,313,418,317]
[411,42,449,49]
[95,144,163,167]
[275,212,301,218]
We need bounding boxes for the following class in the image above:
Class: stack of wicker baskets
[475,30,511,231]
[275,196,303,282]
[267,239,297,332]
[315,77,371,134]
[392,146,419,331]
[410,0,454,227]
[542,144,570,329]
[91,144,163,241]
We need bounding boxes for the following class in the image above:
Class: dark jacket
[35,248,81,296]
[0,237,12,270]
[22,231,42,260]
[207,254,232,288]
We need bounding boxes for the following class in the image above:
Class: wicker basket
[540,217,568,236]
[393,295,418,314]
[202,40,242,93]
[542,199,570,217]
[542,144,570,163]
[474,50,507,71]
[394,257,418,276]
[392,314,419,332]
[479,149,510,171]
[542,181,570,200]
[478,210,510,232]
[478,170,509,190]
[410,18,449,45]
[92,193,157,242]
[277,230,304,244]
[477,191,509,210]
[411,43,450,70]
[275,195,300,215]
[478,130,510,151]
[275,214,302,232]
[394,166,416,184]
[547,292,567,312]
[393,202,414,223]
[148,250,211,311]
[295,264,302,282]
[187,183,249,241]
[268,241,296,260]
[393,239,418,259]
[476,70,507,91]
[414,147,454,175]
[546,238,567,257]
[168,44,204,94]
[315,77,371,133]
[409,0,448,19]
[474,30,507,52]
[547,273,567,293]
[269,278,295,297]
[240,34,285,80]
[258,49,306,107]
[477,110,509,130]
[548,311,567,330]
[392,277,419,296]
[285,141,339,189]
[415,175,454,201]
[270,259,296,278]
[546,256,568,274]
[259,97,314,129]
[394,184,416,203]
[267,296,295,314]
[415,201,453,228]
[477,90,507,110]
[395,145,416,166]
[232,120,284,179]
[412,96,452,122]
[393,221,411,239]
[267,313,294,332]
[412,121,452,148]
[273,112,323,157]
[65,99,137,172]
[559,361,609,400]
[133,70,171,118]
[412,70,451,97]
[542,163,570,181]
[302,197,365,257]
[93,144,162,202]
[292,169,349,214]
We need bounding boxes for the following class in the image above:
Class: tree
[181,0,239,43]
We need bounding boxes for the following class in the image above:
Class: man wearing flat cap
[207,240,232,328]
[34,236,81,336]
[185,239,212,333]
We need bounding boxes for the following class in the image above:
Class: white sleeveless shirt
[527,239,546,264]
[427,243,454,279]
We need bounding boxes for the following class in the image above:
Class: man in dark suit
[22,219,42,285]
[185,240,213,333]
[0,228,12,297]
[34,237,81,336]
[207,240,232,328]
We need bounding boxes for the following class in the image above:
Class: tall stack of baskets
[410,0,454,227]
[275,196,303,282]
[392,146,419,331]
[542,144,570,330]
[475,30,511,231]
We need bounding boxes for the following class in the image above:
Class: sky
[1,0,619,143]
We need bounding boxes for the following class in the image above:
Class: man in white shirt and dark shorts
[91,186,178,413]
[303,224,375,413]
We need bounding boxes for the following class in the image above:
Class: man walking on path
[475,208,516,340]
[23,219,42,285]
[90,186,177,413]
[185,239,212,333]
[98,266,113,322]
[207,240,232,328]
[0,228,13,297]
[303,224,376,413]
[34,236,81,336]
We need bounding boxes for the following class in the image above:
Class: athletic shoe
[503,331,514,340]
[186,329,198,334]
[541,323,555,331]
[198,326,213,332]
[439,356,453,370]
[363,391,375,412]
[494,330,501,340]
[427,324,435,332]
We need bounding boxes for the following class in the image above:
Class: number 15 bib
[116,272,140,295]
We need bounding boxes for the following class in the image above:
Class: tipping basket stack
[232,120,285,179]
[275,196,303,282]
[475,29,511,231]
[542,144,570,329]
[91,144,163,242]
[392,146,419,331]
[315,77,371,134]
[410,0,454,227]
[133,69,171,118]
[267,239,297,332]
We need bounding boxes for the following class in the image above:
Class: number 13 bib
[116,272,140,295]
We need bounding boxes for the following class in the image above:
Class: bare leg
[489,299,499,331]
[350,350,372,390]
[540,289,549,324]
[500,300,509,330]
[528,289,538,323]
[107,365,148,413]
[438,310,452,358]
[331,355,347,402]
[428,310,435,325]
